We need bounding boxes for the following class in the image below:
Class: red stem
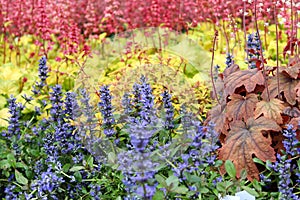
[210,30,221,105]
[288,0,294,66]
[254,0,270,101]
[274,3,280,99]
[243,1,248,61]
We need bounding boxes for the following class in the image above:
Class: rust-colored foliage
[263,73,298,105]
[219,117,280,181]
[205,104,229,135]
[224,68,265,97]
[254,99,286,124]
[226,94,258,121]
[205,55,300,181]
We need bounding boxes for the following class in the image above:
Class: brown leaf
[283,107,300,118]
[224,68,265,97]
[288,117,300,130]
[223,64,240,78]
[288,56,300,67]
[262,73,298,105]
[280,65,300,79]
[219,117,281,181]
[254,99,285,124]
[205,104,229,135]
[295,82,300,103]
[226,94,258,121]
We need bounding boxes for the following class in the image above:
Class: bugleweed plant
[1,56,299,199]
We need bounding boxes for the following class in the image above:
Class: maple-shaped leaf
[224,68,265,97]
[294,82,300,103]
[280,64,300,79]
[254,99,285,124]
[288,56,300,67]
[219,117,281,181]
[222,64,240,78]
[288,117,300,130]
[205,104,229,135]
[262,73,298,105]
[283,106,300,118]
[226,93,258,121]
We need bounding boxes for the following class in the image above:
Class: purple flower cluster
[4,184,18,200]
[138,75,155,123]
[122,92,132,115]
[32,56,49,95]
[89,184,102,200]
[246,33,261,69]
[64,92,81,120]
[31,167,65,200]
[161,90,174,130]
[213,64,220,81]
[3,96,24,140]
[98,85,116,137]
[282,124,300,156]
[118,150,158,199]
[49,85,64,122]
[271,154,299,200]
[173,118,220,186]
[269,124,300,200]
[116,76,161,199]
[225,53,234,68]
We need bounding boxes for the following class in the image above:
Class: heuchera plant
[205,9,300,185]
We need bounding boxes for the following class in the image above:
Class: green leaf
[0,160,10,169]
[69,166,85,172]
[189,175,202,183]
[15,162,27,169]
[266,160,272,170]
[87,156,94,169]
[241,186,260,197]
[155,174,167,188]
[153,190,165,200]
[216,182,226,193]
[15,169,28,185]
[62,77,75,91]
[74,171,82,182]
[252,179,262,192]
[166,175,179,187]
[174,186,188,194]
[108,152,117,164]
[184,63,199,78]
[7,153,16,168]
[29,149,40,157]
[214,160,223,167]
[25,169,34,180]
[199,187,210,194]
[225,160,236,178]
[253,157,265,166]
[240,169,247,180]
[63,163,71,172]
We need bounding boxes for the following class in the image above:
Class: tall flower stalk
[161,90,174,130]
[98,85,116,137]
[269,124,300,200]
[32,56,49,95]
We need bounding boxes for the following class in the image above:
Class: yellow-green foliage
[1,23,288,125]
[77,46,212,120]
[188,21,288,71]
